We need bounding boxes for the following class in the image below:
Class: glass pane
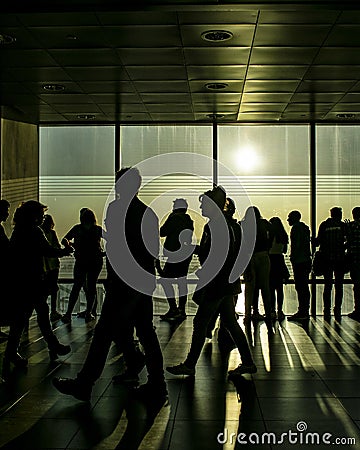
[39,125,115,281]
[316,124,360,314]
[218,124,310,315]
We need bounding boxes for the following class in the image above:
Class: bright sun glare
[236,146,260,172]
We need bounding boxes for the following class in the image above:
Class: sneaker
[228,363,257,376]
[348,311,360,322]
[50,311,62,321]
[61,313,71,324]
[49,343,71,361]
[166,362,195,376]
[287,312,310,321]
[112,370,139,385]
[160,309,180,321]
[251,311,265,321]
[52,377,91,401]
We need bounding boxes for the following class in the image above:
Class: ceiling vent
[43,84,65,92]
[207,113,225,119]
[205,82,229,90]
[76,114,96,120]
[201,30,233,42]
[0,33,16,45]
[336,113,356,119]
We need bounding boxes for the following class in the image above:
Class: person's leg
[64,260,86,317]
[254,252,272,320]
[333,263,344,317]
[219,296,254,367]
[244,260,255,321]
[84,259,103,318]
[292,262,311,316]
[322,265,333,317]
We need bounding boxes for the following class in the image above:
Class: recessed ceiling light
[0,33,16,45]
[76,114,96,120]
[207,113,225,119]
[201,30,233,42]
[336,113,356,119]
[43,84,65,92]
[205,82,229,90]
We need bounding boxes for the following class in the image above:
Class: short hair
[202,185,226,209]
[352,207,360,220]
[330,207,342,219]
[173,198,188,210]
[288,210,301,221]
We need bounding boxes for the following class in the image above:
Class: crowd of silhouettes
[1,172,360,389]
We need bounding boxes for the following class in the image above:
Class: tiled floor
[0,286,360,449]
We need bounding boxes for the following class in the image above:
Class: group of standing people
[1,168,360,397]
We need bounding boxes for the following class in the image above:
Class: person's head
[115,167,142,199]
[244,206,261,222]
[330,207,342,220]
[41,214,55,231]
[352,207,360,221]
[224,197,236,218]
[0,199,10,222]
[13,200,47,227]
[199,186,226,219]
[80,208,97,227]
[172,198,188,213]
[270,216,288,243]
[287,210,301,226]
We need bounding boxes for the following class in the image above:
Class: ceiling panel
[0,3,360,123]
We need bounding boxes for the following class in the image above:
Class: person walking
[166,187,256,377]
[315,207,346,321]
[53,167,167,406]
[0,199,11,338]
[287,210,311,321]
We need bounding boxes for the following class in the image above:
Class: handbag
[312,250,325,276]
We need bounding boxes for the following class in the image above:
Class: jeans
[184,293,253,369]
[292,261,311,314]
[77,279,165,388]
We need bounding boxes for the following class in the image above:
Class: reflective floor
[0,288,360,449]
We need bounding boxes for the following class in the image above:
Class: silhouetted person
[158,198,194,321]
[3,201,72,378]
[61,208,104,323]
[53,167,167,405]
[315,207,346,321]
[0,199,10,338]
[346,207,360,323]
[166,186,256,377]
[41,214,62,321]
[269,216,289,322]
[287,210,311,321]
[206,197,242,348]
[243,206,273,329]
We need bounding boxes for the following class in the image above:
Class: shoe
[77,310,87,318]
[61,313,71,324]
[49,343,71,361]
[50,311,62,321]
[178,308,187,320]
[287,312,310,321]
[85,312,96,323]
[228,363,257,376]
[4,352,28,368]
[277,311,285,322]
[270,311,277,320]
[348,311,360,322]
[323,312,331,322]
[243,315,251,325]
[160,309,180,321]
[251,311,265,321]
[133,382,169,416]
[334,309,342,321]
[112,370,139,385]
[52,377,91,401]
[166,362,195,376]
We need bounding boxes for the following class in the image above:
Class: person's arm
[159,214,173,237]
[61,225,76,246]
[39,228,73,257]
